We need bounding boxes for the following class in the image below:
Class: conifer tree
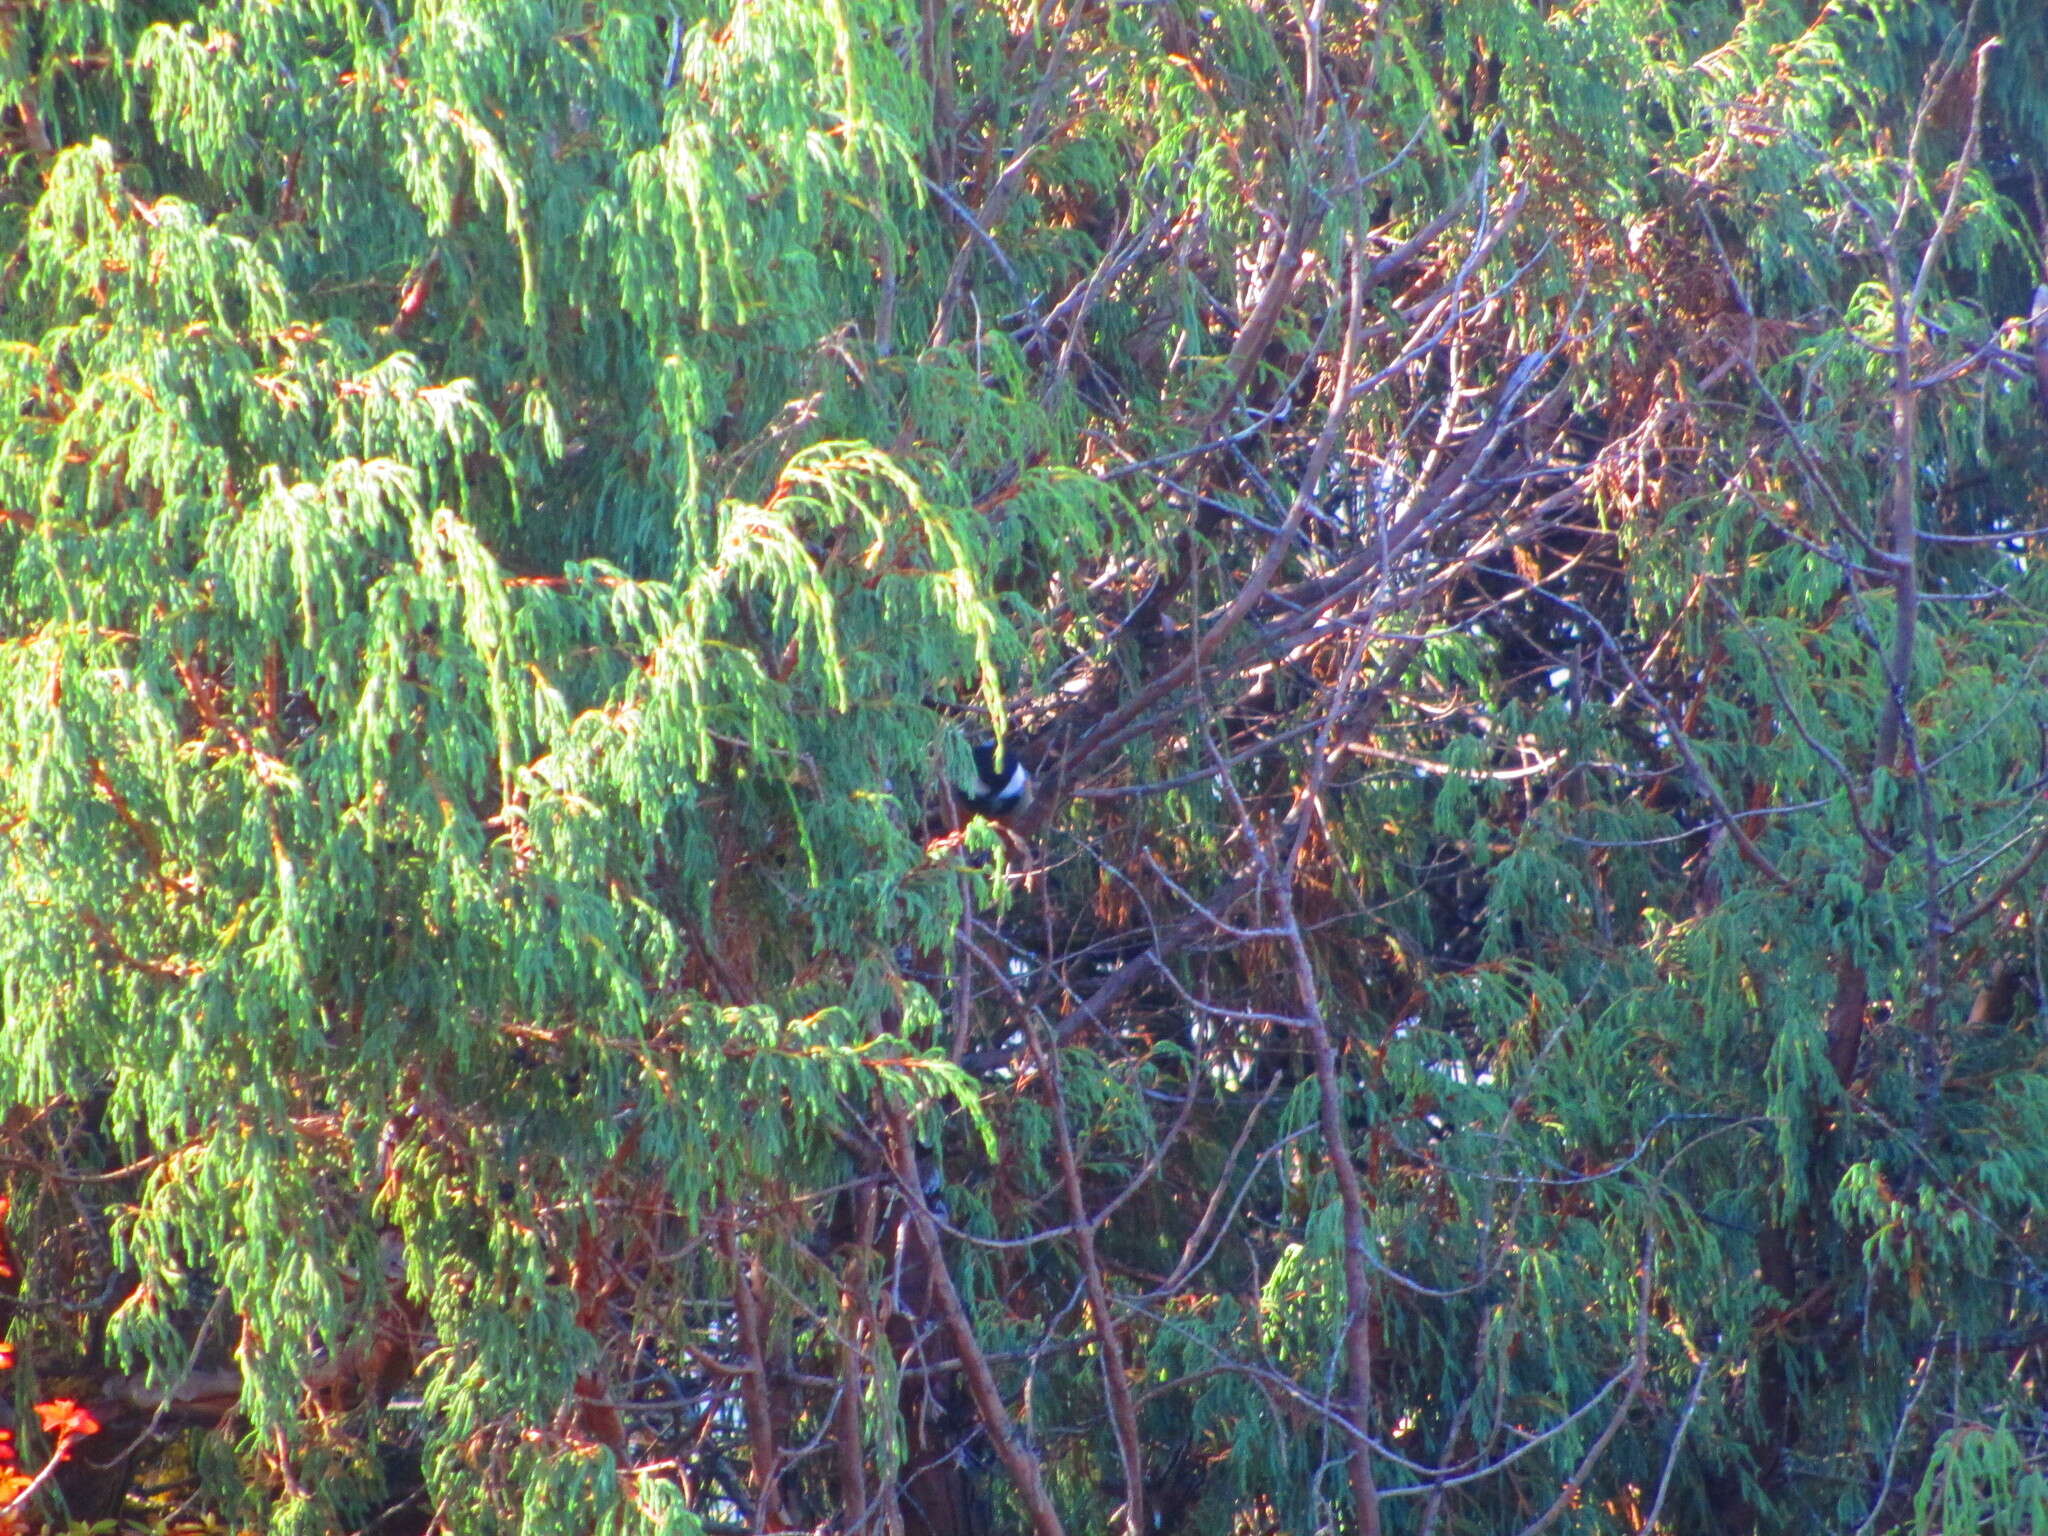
[3,2,2046,1534]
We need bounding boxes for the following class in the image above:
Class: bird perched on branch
[959,741,1031,821]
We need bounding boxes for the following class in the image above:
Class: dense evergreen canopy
[3,1,2047,1533]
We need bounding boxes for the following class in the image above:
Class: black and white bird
[959,741,1031,820]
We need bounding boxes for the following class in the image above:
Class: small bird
[959,741,1031,820]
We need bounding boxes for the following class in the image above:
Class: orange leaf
[33,1399,99,1440]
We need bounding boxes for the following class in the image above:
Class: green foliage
[2,1,2046,1534]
